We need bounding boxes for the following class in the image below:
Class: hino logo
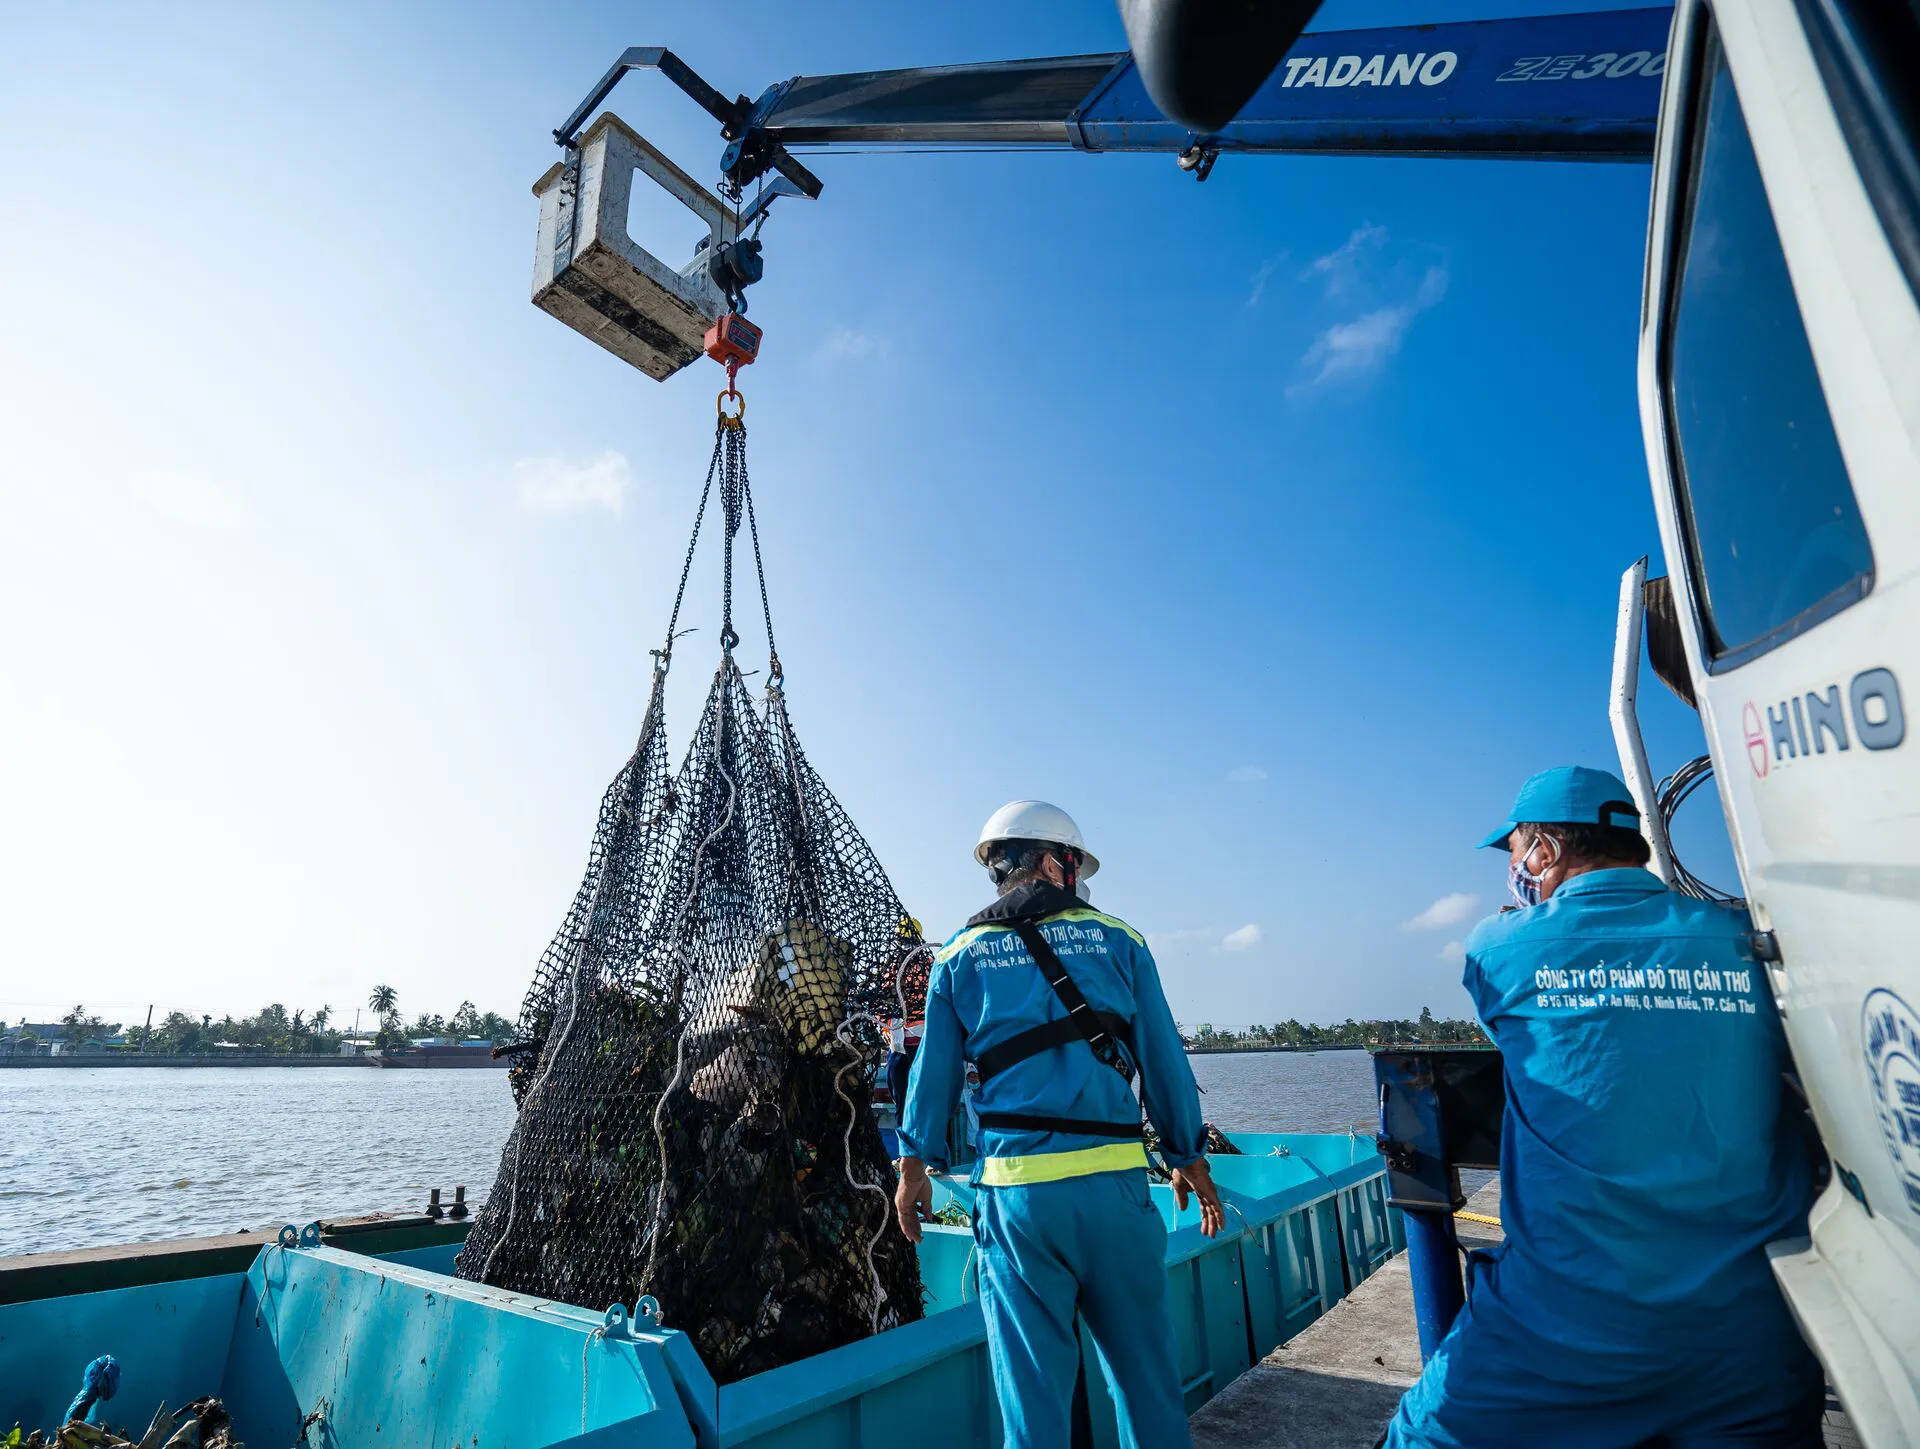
[1744,667,1905,778]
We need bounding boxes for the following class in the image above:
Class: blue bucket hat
[1479,765,1642,850]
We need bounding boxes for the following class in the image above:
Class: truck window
[1665,31,1872,667]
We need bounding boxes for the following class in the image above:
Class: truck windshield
[1666,32,1872,665]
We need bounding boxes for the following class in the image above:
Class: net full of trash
[455,402,925,1381]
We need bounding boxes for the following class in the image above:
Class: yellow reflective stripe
[933,924,993,965]
[935,910,1146,966]
[977,1143,1148,1187]
[1046,909,1146,948]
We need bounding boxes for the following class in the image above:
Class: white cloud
[513,450,630,517]
[1414,263,1449,309]
[1438,940,1466,964]
[1245,252,1290,309]
[1299,305,1419,387]
[1304,223,1388,298]
[1221,923,1263,952]
[1402,892,1479,932]
[1227,765,1268,783]
[131,469,243,530]
[1293,238,1450,391]
[813,327,891,365]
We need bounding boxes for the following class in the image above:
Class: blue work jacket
[1466,868,1814,1328]
[899,881,1206,1186]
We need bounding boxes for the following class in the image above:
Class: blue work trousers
[1385,1253,1825,1448]
[974,1168,1190,1449]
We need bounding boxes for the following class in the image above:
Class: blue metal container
[1,1132,1397,1446]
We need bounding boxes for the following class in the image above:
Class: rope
[1455,1210,1502,1228]
[581,1324,607,1433]
[833,1009,894,1333]
[893,942,933,1041]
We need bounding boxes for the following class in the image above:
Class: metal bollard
[450,1185,469,1221]
[1401,1206,1466,1361]
[426,1187,445,1221]
[1372,1047,1505,1362]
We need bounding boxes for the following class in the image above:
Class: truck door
[1639,3,1920,1440]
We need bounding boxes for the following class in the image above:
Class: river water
[0,1051,1379,1257]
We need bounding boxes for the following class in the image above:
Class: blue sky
[0,0,1725,1033]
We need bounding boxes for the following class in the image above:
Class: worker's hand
[1172,1158,1225,1238]
[894,1156,935,1244]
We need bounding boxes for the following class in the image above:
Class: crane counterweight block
[531,113,739,381]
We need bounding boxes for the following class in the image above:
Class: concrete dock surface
[1190,1180,1859,1449]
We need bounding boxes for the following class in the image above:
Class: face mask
[1507,835,1557,908]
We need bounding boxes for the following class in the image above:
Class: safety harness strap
[1009,920,1137,1086]
[973,1011,1135,1082]
[974,1112,1145,1139]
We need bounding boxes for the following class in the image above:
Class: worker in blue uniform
[894,800,1224,1449]
[1387,766,1824,1448]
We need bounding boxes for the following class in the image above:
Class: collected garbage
[10,1398,237,1449]
[456,403,924,1380]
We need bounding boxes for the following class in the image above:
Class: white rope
[581,1325,606,1432]
[833,1009,892,1332]
[893,942,933,1032]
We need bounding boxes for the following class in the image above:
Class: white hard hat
[974,800,1099,878]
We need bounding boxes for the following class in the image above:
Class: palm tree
[369,985,397,1015]
[312,1006,331,1031]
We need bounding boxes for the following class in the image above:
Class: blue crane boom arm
[746,9,1672,166]
[536,8,1675,379]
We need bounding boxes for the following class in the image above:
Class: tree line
[1183,1006,1489,1051]
[10,989,514,1055]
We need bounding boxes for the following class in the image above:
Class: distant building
[0,1029,50,1057]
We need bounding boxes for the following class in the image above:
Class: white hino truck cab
[534,0,1920,1437]
[1634,5,1920,1440]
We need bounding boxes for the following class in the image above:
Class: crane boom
[534,8,1675,379]
[759,8,1673,162]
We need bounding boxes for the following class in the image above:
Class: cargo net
[456,412,925,1381]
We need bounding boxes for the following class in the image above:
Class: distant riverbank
[0,1051,506,1070]
[1184,1044,1367,1055]
[0,1053,373,1069]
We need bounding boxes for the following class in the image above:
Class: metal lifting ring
[717,387,746,427]
[720,625,740,651]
